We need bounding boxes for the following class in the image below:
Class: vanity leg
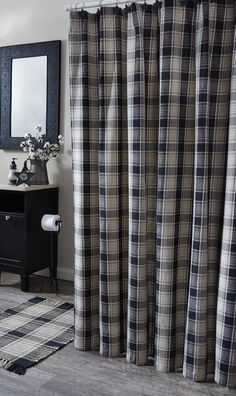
[49,233,58,294]
[21,274,29,292]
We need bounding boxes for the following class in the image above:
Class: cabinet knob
[5,215,10,221]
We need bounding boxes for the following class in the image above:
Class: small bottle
[8,158,18,185]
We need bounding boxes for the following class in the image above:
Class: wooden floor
[0,273,235,396]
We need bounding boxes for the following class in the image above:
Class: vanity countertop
[0,184,58,192]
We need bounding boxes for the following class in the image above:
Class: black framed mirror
[0,40,61,149]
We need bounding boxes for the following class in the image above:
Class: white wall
[0,0,82,281]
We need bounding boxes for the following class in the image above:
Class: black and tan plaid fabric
[216,18,236,387]
[0,297,74,374]
[69,0,236,388]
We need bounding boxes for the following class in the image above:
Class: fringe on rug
[0,358,26,375]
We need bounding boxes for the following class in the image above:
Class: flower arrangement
[20,126,64,161]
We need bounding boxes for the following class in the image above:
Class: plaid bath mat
[0,297,74,374]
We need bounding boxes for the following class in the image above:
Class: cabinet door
[0,213,25,265]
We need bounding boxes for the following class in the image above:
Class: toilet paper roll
[41,214,61,232]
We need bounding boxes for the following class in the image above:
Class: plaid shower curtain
[69,0,236,387]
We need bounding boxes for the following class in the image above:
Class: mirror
[11,56,47,137]
[0,40,61,149]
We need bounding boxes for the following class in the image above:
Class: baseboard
[35,267,74,282]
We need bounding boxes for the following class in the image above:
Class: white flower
[36,149,43,156]
[43,142,50,149]
[20,128,63,161]
[37,136,43,144]
[58,135,64,144]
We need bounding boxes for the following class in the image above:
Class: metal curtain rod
[65,0,156,12]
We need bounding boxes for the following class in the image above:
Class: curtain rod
[65,0,157,12]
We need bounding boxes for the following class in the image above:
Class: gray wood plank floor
[0,272,234,396]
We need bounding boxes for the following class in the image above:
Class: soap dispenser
[8,158,18,185]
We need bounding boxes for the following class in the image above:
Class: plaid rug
[0,297,74,374]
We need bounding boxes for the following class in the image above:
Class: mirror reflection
[11,55,47,137]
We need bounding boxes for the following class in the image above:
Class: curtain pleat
[99,7,128,357]
[184,0,235,382]
[156,1,195,373]
[184,0,211,380]
[69,0,236,387]
[69,12,100,350]
[126,4,148,365]
[216,22,236,389]
[142,5,160,359]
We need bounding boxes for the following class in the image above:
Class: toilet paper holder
[54,219,62,232]
[41,214,62,294]
[41,214,62,233]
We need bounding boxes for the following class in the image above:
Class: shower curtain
[69,0,236,387]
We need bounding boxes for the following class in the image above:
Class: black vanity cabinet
[0,185,58,291]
